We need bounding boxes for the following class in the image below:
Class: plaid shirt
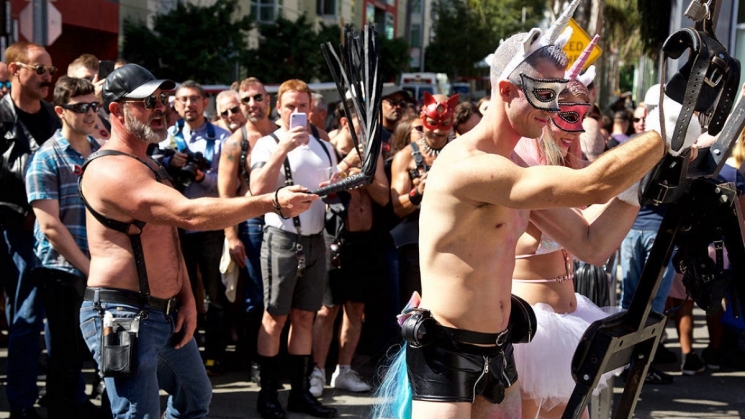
[25,130,100,277]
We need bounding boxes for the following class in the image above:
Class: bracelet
[409,187,423,206]
[273,186,290,219]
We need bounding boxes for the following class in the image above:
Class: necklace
[420,138,447,157]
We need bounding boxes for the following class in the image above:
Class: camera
[152,147,208,190]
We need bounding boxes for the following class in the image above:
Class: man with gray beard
[78,64,318,418]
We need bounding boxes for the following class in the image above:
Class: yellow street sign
[563,18,602,71]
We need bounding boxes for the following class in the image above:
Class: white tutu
[513,294,620,411]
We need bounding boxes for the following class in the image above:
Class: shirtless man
[390,92,458,307]
[310,101,388,396]
[396,30,674,419]
[217,77,276,374]
[78,64,316,418]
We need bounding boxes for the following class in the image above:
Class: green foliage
[379,36,411,83]
[122,0,253,84]
[424,0,545,78]
[242,15,340,84]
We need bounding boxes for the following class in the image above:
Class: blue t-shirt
[25,130,100,277]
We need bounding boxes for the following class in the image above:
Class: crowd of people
[1,11,744,419]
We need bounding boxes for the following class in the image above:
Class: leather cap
[102,64,175,113]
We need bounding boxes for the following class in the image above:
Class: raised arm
[530,199,639,265]
[81,155,317,231]
[457,130,664,210]
[250,127,307,195]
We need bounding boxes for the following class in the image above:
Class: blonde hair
[732,129,745,168]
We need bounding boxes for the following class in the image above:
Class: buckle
[165,298,176,315]
[496,329,509,346]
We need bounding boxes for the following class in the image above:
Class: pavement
[0,306,743,418]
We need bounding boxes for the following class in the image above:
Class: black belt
[84,287,178,315]
[434,323,510,347]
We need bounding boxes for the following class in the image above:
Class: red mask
[421,92,459,131]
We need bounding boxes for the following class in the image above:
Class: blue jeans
[620,229,676,313]
[2,227,44,410]
[239,217,264,313]
[80,301,211,418]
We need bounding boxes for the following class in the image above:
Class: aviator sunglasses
[61,102,100,114]
[241,94,264,104]
[15,62,57,76]
[220,106,241,118]
[121,93,169,109]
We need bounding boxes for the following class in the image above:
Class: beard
[247,108,266,123]
[124,106,167,144]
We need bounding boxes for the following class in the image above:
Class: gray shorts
[261,226,326,316]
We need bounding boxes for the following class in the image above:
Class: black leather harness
[78,150,176,311]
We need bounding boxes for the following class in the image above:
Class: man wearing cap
[78,64,317,418]
[380,86,409,144]
[0,41,61,419]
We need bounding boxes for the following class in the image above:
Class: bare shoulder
[82,153,160,212]
[222,129,245,154]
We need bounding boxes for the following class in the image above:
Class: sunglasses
[61,101,100,114]
[15,62,57,76]
[122,93,169,109]
[0,81,10,89]
[385,98,406,107]
[241,94,264,104]
[220,106,241,118]
[633,117,645,123]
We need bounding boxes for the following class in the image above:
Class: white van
[400,72,451,102]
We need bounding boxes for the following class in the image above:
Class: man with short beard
[78,64,317,418]
[380,87,408,143]
[217,77,276,374]
[0,41,61,419]
[164,80,232,374]
[216,89,247,133]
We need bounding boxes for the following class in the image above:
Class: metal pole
[32,0,45,45]
[419,0,426,72]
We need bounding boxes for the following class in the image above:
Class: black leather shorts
[406,335,518,404]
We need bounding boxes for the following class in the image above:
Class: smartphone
[98,60,116,80]
[289,112,307,130]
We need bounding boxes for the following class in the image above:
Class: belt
[84,287,178,315]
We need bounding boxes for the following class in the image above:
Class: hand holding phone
[289,112,307,130]
[98,60,116,80]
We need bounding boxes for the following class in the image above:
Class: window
[252,0,281,22]
[411,0,422,14]
[385,12,394,39]
[410,23,421,48]
[317,0,336,16]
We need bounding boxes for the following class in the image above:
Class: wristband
[273,186,290,219]
[409,187,423,206]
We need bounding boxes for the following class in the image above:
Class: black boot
[256,355,286,419]
[287,355,337,418]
